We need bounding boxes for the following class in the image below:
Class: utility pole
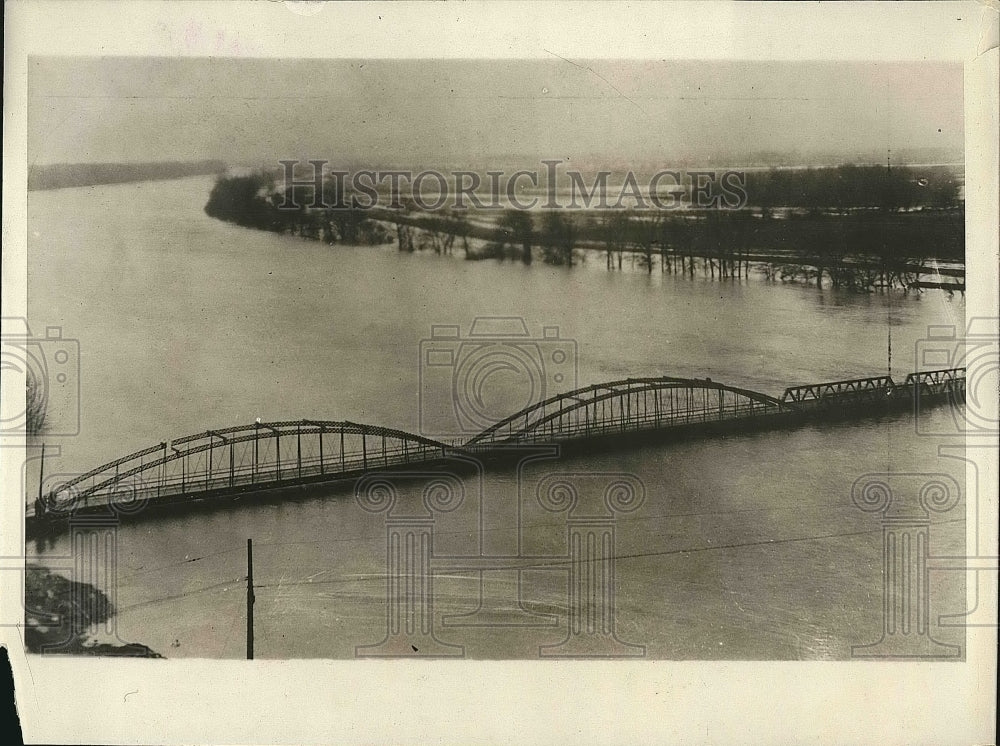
[246,538,255,660]
[36,443,46,516]
[886,146,893,382]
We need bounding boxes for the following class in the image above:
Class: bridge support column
[851,473,961,658]
[537,473,646,658]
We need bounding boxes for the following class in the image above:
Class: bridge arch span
[464,376,790,445]
[40,420,455,513]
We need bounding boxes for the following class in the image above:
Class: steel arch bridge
[463,376,791,446]
[33,369,964,519]
[40,420,456,514]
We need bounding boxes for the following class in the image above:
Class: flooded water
[26,176,967,658]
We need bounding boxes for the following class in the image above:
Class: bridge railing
[498,401,790,443]
[468,379,789,445]
[49,446,443,512]
[903,368,966,390]
[780,375,898,405]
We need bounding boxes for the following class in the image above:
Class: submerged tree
[441,208,472,257]
[624,211,660,274]
[497,210,535,264]
[540,212,578,267]
[597,211,630,269]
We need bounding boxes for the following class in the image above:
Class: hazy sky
[28,57,963,167]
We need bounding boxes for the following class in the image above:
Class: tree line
[744,164,960,211]
[204,168,964,291]
[204,172,392,245]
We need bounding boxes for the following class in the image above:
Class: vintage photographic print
[2,2,996,744]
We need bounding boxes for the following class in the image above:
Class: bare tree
[443,208,471,257]
[540,212,578,266]
[627,211,660,274]
[26,369,46,435]
[598,211,629,269]
[497,209,535,264]
[391,199,417,252]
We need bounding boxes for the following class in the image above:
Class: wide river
[26,176,967,659]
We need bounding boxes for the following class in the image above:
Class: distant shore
[28,160,225,191]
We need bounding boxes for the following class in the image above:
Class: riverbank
[24,566,161,657]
